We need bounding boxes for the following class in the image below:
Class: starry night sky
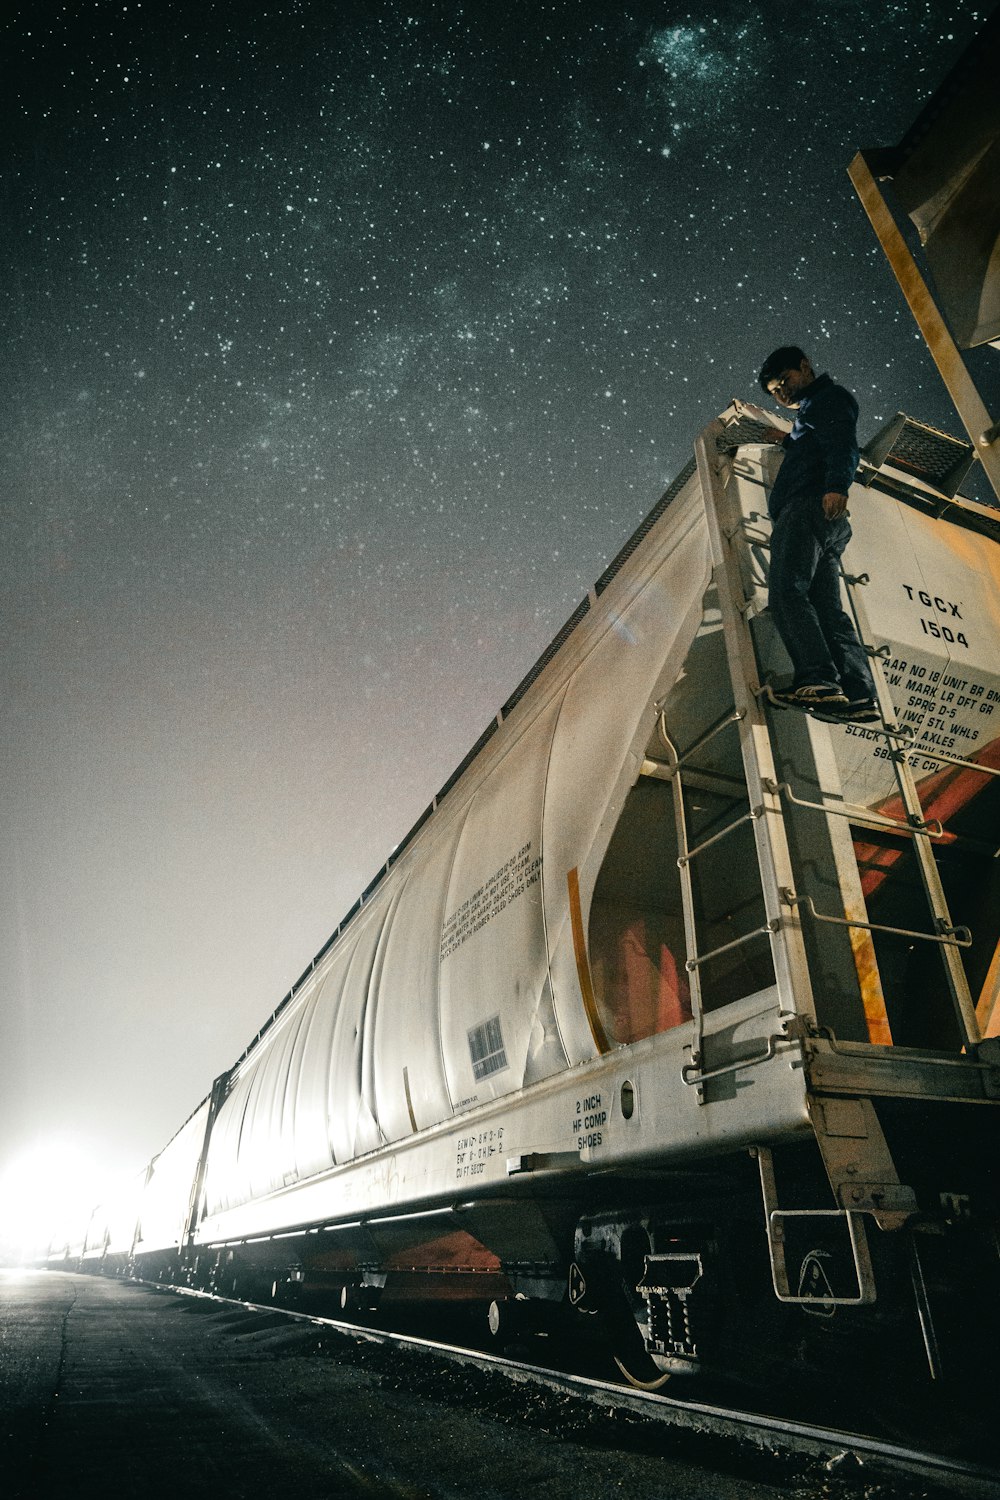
[2,1,998,1191]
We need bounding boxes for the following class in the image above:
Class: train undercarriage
[105,1091,999,1463]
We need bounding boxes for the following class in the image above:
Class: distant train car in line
[59,403,1000,1426]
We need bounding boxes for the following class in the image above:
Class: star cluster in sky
[1,1,997,1194]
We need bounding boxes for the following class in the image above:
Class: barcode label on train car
[468,1016,508,1081]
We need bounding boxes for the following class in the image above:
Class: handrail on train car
[813,1024,1000,1073]
[762,778,945,840]
[677,806,764,868]
[782,890,972,949]
[680,1029,784,1086]
[655,706,744,774]
[683,920,781,975]
[891,738,1000,780]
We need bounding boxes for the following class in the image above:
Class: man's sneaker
[813,696,881,724]
[770,683,848,710]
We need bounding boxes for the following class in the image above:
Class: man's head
[758,346,815,407]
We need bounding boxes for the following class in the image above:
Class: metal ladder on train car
[654,704,784,1104]
[690,414,999,1307]
[705,422,987,1057]
[766,560,1000,1302]
[754,558,985,1053]
[823,564,992,1046]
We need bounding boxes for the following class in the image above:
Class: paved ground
[0,1270,810,1500]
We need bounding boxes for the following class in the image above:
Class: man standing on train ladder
[756,344,880,723]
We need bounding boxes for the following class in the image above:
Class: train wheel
[340,1281,381,1316]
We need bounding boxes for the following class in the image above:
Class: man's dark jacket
[768,372,859,520]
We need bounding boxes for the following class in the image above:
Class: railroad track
[150,1282,1000,1498]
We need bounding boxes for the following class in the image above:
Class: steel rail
[142,1279,1000,1498]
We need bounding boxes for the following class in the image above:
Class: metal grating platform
[861,412,977,497]
[716,414,783,451]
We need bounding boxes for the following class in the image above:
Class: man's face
[767,358,813,408]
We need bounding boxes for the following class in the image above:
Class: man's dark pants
[768,505,876,700]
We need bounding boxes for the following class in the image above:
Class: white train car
[132,1100,213,1282]
[128,403,999,1413]
[43,1164,145,1273]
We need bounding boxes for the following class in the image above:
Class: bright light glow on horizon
[0,1140,135,1267]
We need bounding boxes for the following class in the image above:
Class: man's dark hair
[758,345,808,393]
